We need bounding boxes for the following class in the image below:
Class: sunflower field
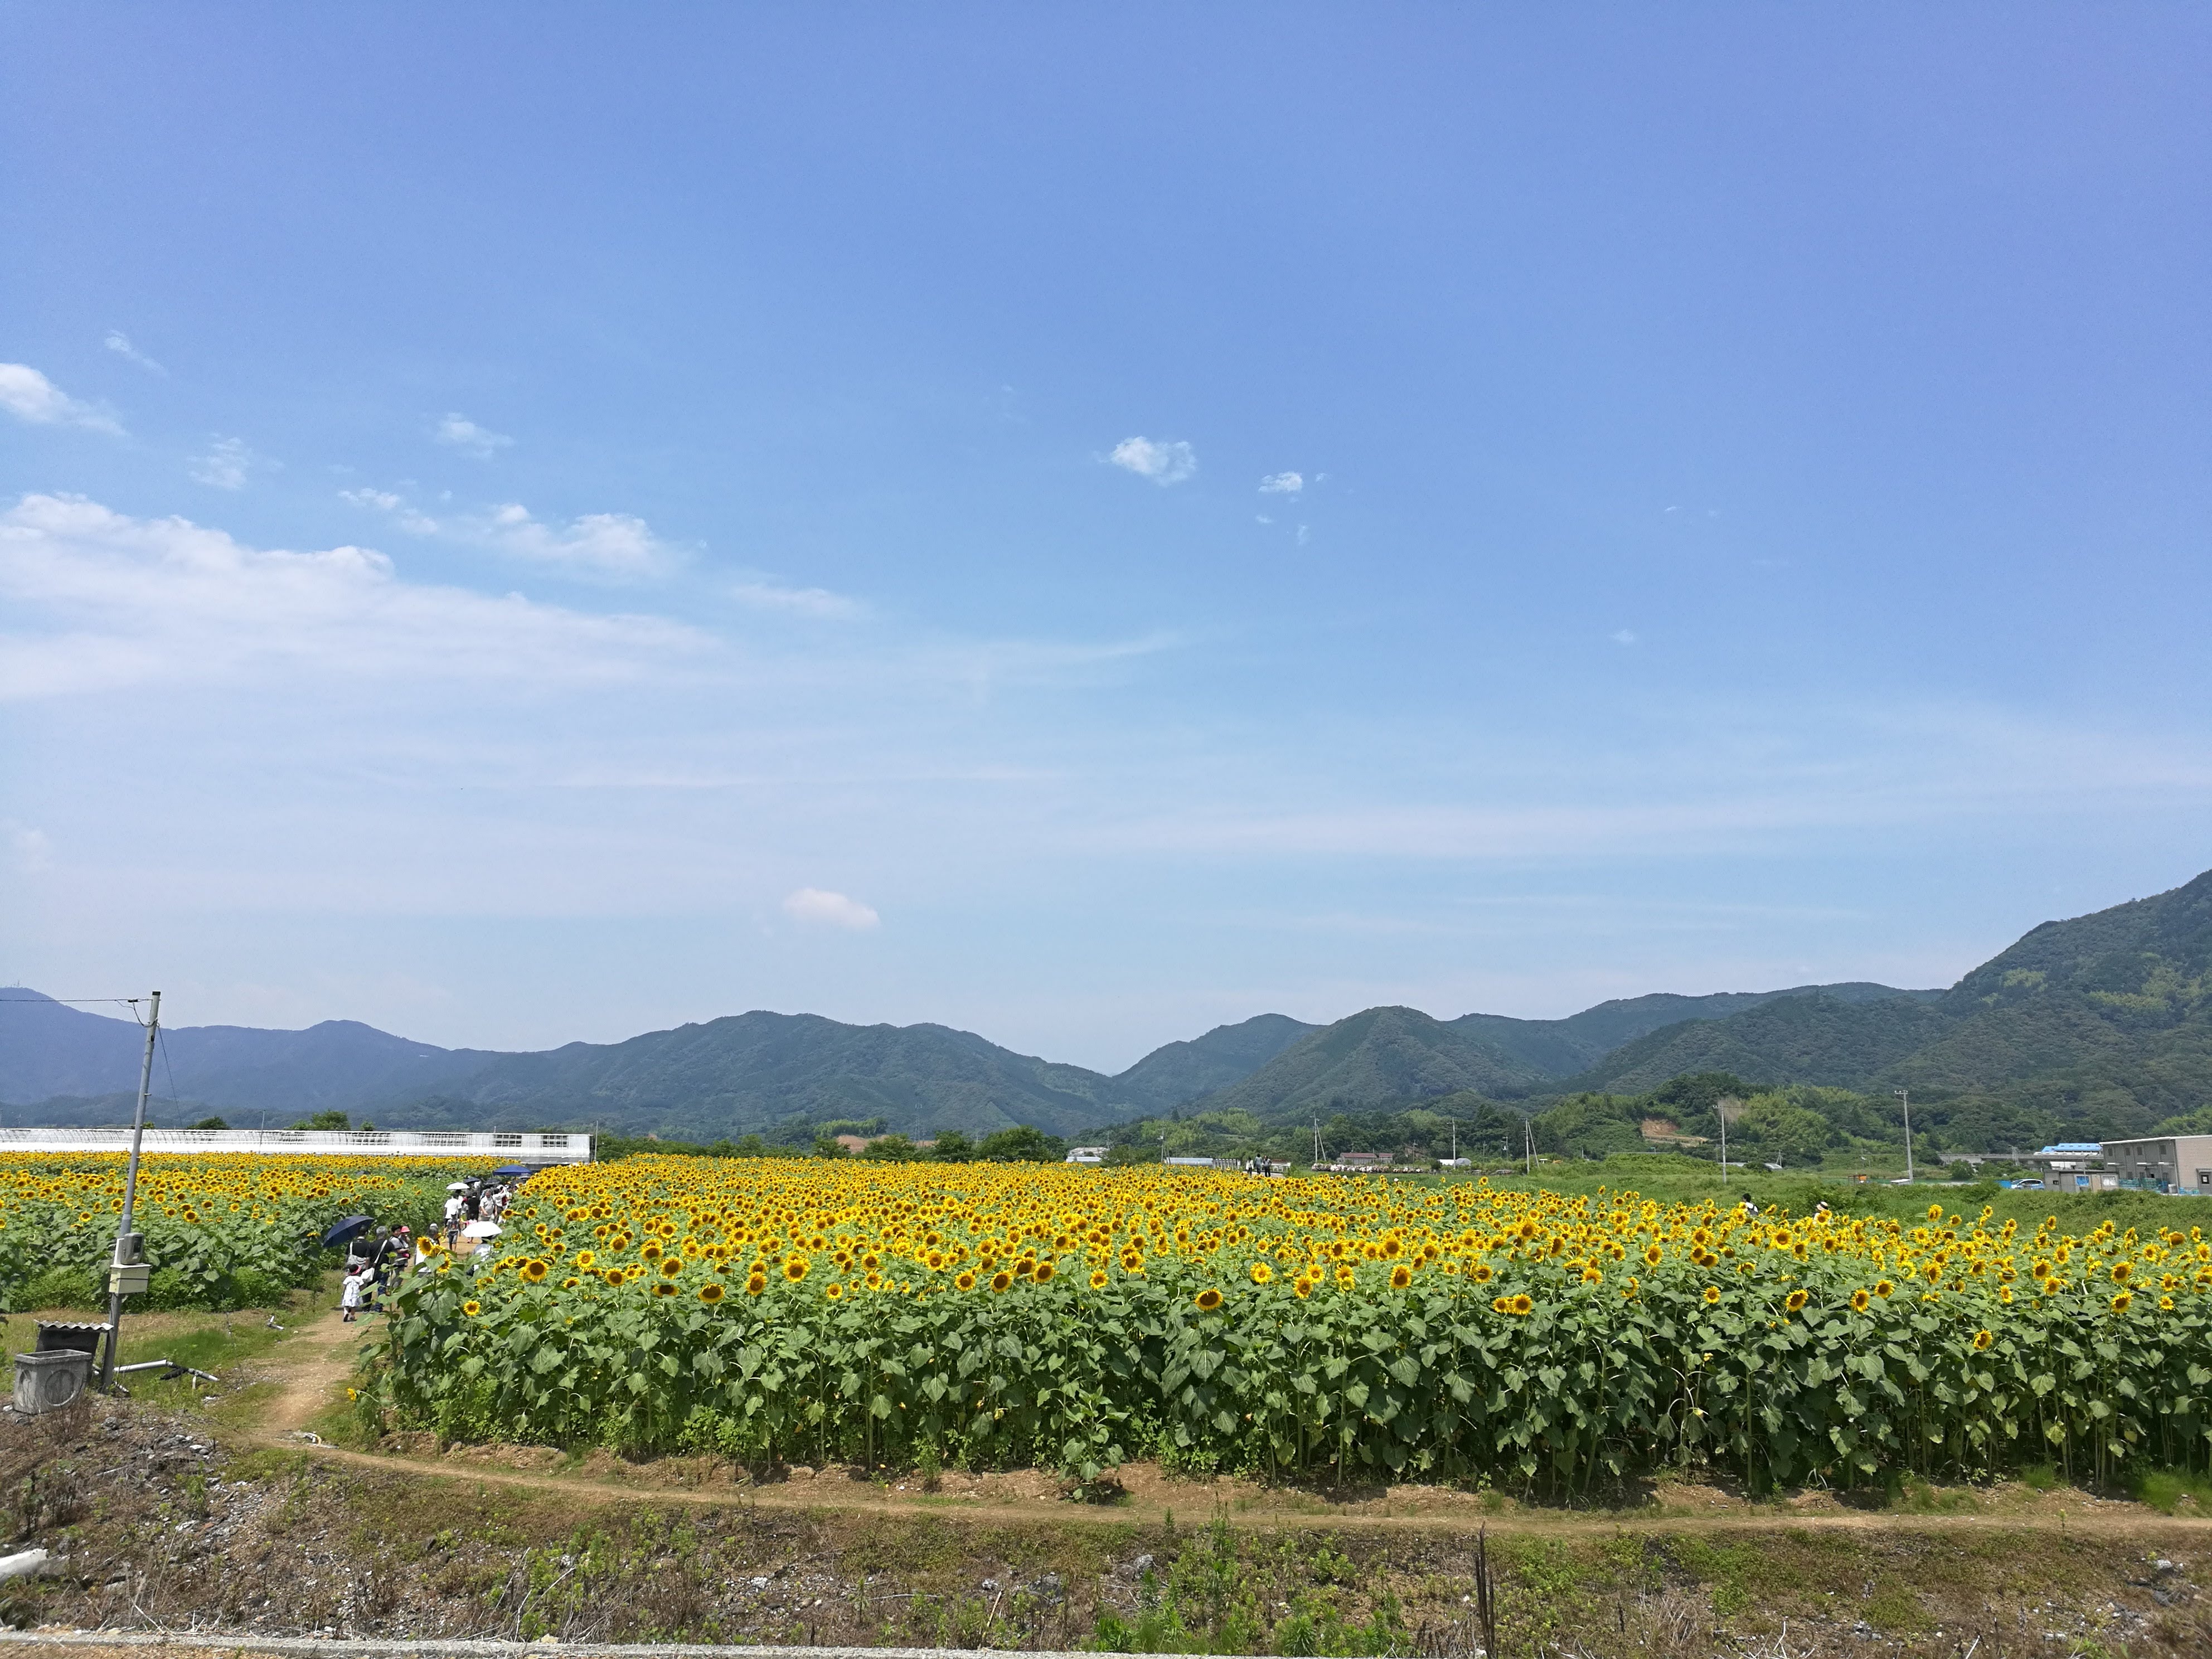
[367,1157,2212,1493]
[0,1153,497,1311]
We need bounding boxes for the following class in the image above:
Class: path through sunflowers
[0,1152,495,1310]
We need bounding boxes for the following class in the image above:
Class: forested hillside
[7,869,2206,1146]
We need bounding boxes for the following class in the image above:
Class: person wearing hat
[360,1225,396,1309]
[443,1183,467,1252]
[379,1225,411,1301]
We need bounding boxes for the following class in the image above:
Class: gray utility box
[13,1323,108,1415]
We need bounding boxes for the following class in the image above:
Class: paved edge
[0,1638,1187,1659]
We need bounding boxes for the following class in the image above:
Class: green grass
[2131,1468,2212,1515]
[1449,1153,2191,1236]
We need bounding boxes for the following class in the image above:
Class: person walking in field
[339,1266,366,1322]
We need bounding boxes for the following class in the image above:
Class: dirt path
[255,1303,379,1435]
[230,1309,2212,1539]
[240,1438,2212,1538]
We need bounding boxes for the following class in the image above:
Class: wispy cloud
[1612,629,1637,646]
[477,502,682,579]
[2,821,51,874]
[339,487,440,535]
[104,332,165,375]
[0,364,123,435]
[1107,436,1197,486]
[731,579,862,620]
[435,413,513,458]
[1258,471,1302,494]
[190,436,274,491]
[782,887,880,930]
[0,493,708,701]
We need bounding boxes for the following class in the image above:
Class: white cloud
[478,502,681,579]
[104,332,165,375]
[0,364,123,435]
[190,436,273,491]
[1258,471,1302,494]
[1612,629,1638,646]
[339,487,440,535]
[782,887,880,930]
[1107,436,1197,486]
[435,413,513,458]
[731,580,862,620]
[0,492,709,700]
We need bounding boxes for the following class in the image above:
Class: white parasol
[446,1181,470,1191]
[461,1220,502,1239]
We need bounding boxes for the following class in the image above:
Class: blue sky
[3,7,2209,1069]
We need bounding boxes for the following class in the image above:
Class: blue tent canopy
[490,1165,537,1179]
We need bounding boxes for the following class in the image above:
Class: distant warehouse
[2099,1134,2212,1196]
[0,1127,594,1163]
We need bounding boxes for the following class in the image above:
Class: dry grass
[2,1400,2209,1656]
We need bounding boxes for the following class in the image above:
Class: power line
[157,1026,183,1115]
[0,996,147,1007]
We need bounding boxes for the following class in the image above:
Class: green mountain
[1109,1014,1317,1112]
[1451,983,1941,1078]
[1551,993,1955,1097]
[1196,1006,1554,1120]
[0,998,1153,1142]
[9,867,2206,1147]
[0,992,494,1122]
[1547,870,2212,1143]
[376,1013,1147,1142]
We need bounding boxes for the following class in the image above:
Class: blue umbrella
[321,1214,375,1248]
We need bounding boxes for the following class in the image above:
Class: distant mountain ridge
[6,867,2207,1141]
[0,977,1935,1139]
[1530,870,2212,1139]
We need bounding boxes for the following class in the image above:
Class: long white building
[0,1127,593,1163]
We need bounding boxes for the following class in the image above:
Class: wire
[0,996,145,1006]
[157,1026,183,1118]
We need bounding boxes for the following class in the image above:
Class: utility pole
[100,991,159,1393]
[1894,1089,1914,1184]
[1312,1118,1322,1170]
[1719,1104,1727,1183]
[1523,1118,1533,1177]
[1448,1118,1457,1162]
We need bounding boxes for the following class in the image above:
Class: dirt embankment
[0,1393,2209,1658]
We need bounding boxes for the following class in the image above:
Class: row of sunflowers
[371,1157,2212,1491]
